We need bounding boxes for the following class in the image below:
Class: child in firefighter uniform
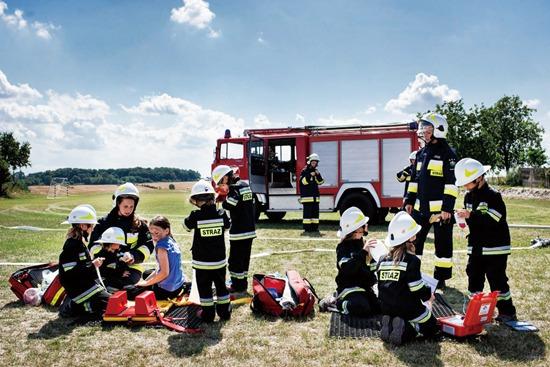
[454,158,517,322]
[59,205,110,318]
[90,183,153,288]
[90,226,128,292]
[184,180,232,322]
[405,113,458,289]
[212,165,256,293]
[377,211,438,345]
[396,151,417,206]
[299,153,324,233]
[332,207,380,316]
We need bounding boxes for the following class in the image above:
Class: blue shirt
[156,236,185,292]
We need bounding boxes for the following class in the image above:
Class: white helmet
[95,227,127,246]
[409,151,417,161]
[337,206,369,239]
[307,153,320,164]
[113,182,140,206]
[454,158,491,186]
[420,113,448,139]
[190,180,216,198]
[212,165,233,185]
[385,211,421,248]
[63,204,98,225]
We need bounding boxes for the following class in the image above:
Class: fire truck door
[248,136,268,195]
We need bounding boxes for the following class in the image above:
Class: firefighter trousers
[413,212,453,281]
[302,201,320,231]
[382,303,439,341]
[466,254,516,316]
[336,290,381,317]
[70,289,111,319]
[195,267,231,322]
[228,238,253,292]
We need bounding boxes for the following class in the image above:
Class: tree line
[432,95,547,173]
[22,167,201,186]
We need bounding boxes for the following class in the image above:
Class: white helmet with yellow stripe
[337,206,369,239]
[385,211,422,247]
[63,204,98,225]
[94,227,127,246]
[454,158,491,186]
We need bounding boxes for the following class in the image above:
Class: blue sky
[1,0,549,174]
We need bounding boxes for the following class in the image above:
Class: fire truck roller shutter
[338,190,377,224]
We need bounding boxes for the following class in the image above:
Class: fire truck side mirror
[408,121,419,131]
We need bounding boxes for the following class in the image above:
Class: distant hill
[23,167,201,186]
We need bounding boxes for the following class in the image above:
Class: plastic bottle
[454,212,468,230]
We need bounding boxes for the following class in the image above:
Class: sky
[1,0,549,175]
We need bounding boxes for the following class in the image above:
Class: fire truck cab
[212,123,419,222]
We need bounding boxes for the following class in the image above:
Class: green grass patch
[0,191,549,366]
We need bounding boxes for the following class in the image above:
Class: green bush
[505,167,522,186]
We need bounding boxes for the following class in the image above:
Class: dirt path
[29,182,194,195]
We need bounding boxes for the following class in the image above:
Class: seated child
[321,206,380,316]
[58,204,110,319]
[90,226,129,292]
[135,216,186,300]
[454,158,517,322]
[183,180,232,322]
[377,211,438,345]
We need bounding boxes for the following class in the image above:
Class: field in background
[0,187,549,366]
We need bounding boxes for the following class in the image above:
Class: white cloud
[384,73,461,115]
[0,1,59,39]
[170,0,219,38]
[295,114,305,124]
[364,106,376,115]
[253,114,271,128]
[523,98,540,109]
[32,21,59,40]
[316,115,364,126]
[257,32,266,44]
[0,70,42,100]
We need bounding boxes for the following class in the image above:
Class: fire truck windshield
[220,142,244,159]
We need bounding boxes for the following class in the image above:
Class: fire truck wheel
[265,211,286,222]
[339,192,376,223]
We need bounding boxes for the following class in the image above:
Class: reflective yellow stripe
[301,197,314,203]
[315,178,324,185]
[414,199,420,211]
[50,287,65,306]
[301,177,309,185]
[129,264,144,272]
[444,184,458,198]
[429,200,442,212]
[137,246,151,259]
[407,182,418,193]
[434,256,453,268]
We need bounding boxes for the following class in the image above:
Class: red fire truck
[212,123,420,222]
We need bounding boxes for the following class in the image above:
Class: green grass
[0,190,549,366]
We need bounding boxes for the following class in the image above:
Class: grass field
[0,188,549,367]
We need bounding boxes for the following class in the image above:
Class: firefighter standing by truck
[454,158,517,323]
[405,113,458,290]
[212,165,256,294]
[90,183,154,290]
[396,151,418,207]
[299,153,324,234]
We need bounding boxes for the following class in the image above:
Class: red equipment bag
[8,262,66,307]
[251,270,318,317]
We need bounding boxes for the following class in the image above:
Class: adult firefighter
[404,113,458,290]
[299,153,324,233]
[90,182,154,289]
[212,165,256,293]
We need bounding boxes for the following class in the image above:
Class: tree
[0,132,32,196]
[490,95,546,172]
[432,96,547,173]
